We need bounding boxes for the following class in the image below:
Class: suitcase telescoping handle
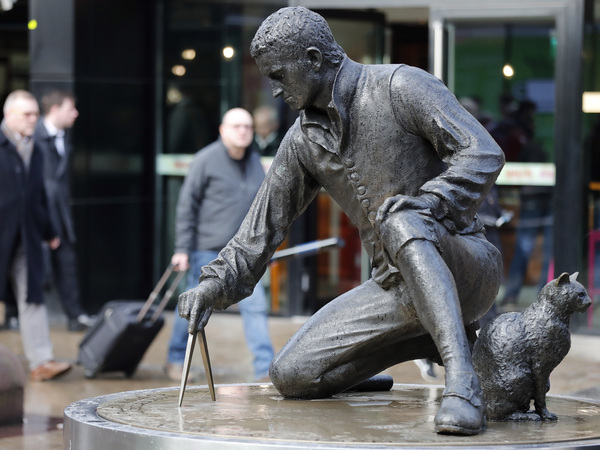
[150,269,186,322]
[136,263,187,323]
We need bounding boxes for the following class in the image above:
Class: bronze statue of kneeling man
[178,7,505,436]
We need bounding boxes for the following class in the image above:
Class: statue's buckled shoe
[434,371,485,436]
[441,380,482,408]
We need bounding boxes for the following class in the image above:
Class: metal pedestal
[64,383,600,449]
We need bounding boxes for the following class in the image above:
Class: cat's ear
[570,272,579,282]
[555,272,571,286]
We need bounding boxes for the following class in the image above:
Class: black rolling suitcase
[78,264,186,378]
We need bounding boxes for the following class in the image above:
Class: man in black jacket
[0,90,71,381]
[34,91,93,331]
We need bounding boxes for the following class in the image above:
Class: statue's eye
[270,70,284,81]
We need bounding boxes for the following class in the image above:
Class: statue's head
[250,7,345,65]
[250,7,345,112]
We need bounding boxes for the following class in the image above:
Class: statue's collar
[301,57,361,136]
[331,57,361,110]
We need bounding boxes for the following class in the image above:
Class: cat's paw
[539,409,558,421]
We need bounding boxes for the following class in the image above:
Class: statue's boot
[434,370,485,435]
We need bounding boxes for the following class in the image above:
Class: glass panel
[582,3,600,330]
[447,22,556,312]
[73,0,156,310]
[161,1,292,155]
[72,82,154,310]
[0,2,29,97]
[453,24,556,160]
[327,18,384,65]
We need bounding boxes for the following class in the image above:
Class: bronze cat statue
[472,272,591,421]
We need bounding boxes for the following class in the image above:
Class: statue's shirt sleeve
[390,66,505,230]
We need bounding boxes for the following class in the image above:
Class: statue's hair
[250,7,345,65]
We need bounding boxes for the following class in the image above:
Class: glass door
[430,3,590,329]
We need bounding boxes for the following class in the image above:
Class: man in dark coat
[0,89,72,381]
[34,91,93,331]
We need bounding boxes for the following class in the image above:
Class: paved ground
[0,302,599,449]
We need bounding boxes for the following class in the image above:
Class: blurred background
[0,0,599,334]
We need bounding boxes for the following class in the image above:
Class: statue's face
[255,50,320,112]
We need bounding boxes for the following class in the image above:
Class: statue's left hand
[376,193,441,223]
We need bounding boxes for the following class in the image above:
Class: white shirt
[43,119,66,156]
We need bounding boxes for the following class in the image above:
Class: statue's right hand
[178,280,220,334]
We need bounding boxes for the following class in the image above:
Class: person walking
[0,89,72,381]
[253,105,283,157]
[34,90,93,331]
[165,107,274,382]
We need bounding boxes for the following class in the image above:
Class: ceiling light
[223,46,234,59]
[172,65,186,76]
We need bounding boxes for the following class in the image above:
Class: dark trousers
[49,238,84,320]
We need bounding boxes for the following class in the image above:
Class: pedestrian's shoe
[67,318,85,332]
[30,361,72,381]
[2,316,19,331]
[164,363,184,382]
[414,358,439,382]
[434,371,485,435]
[67,314,96,332]
[164,363,199,383]
[77,314,96,327]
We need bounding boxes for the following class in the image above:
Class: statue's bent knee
[269,352,324,399]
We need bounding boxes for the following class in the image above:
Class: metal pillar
[28,0,74,97]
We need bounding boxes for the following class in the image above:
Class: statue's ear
[306,47,323,72]
[570,272,579,282]
[555,272,571,286]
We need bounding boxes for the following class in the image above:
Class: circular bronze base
[64,384,600,449]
